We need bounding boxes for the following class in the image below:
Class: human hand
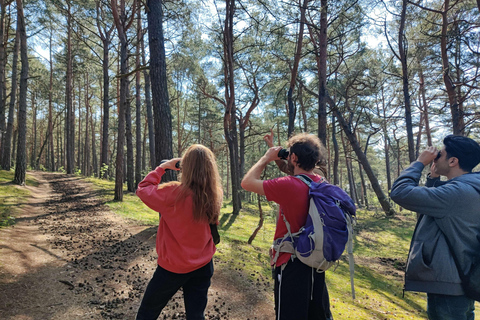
[429,162,440,178]
[263,146,282,162]
[263,128,275,148]
[159,158,181,171]
[417,146,438,166]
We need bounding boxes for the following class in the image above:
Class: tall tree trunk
[415,96,424,159]
[419,66,432,146]
[112,0,136,200]
[1,28,19,170]
[48,30,55,171]
[287,0,309,138]
[97,0,115,178]
[238,76,260,193]
[140,20,155,170]
[77,83,81,171]
[317,0,328,146]
[65,1,74,174]
[30,92,36,169]
[330,97,395,216]
[299,86,308,132]
[84,74,90,176]
[147,0,174,182]
[331,114,339,185]
[356,132,368,208]
[13,0,28,185]
[142,118,147,172]
[100,40,111,178]
[223,0,241,215]
[383,128,392,191]
[399,0,415,163]
[248,193,264,244]
[0,1,6,162]
[126,85,134,192]
[358,161,368,209]
[341,130,358,205]
[135,4,142,188]
[441,0,464,135]
[58,118,62,169]
[91,110,97,176]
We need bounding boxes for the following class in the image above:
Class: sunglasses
[435,151,442,160]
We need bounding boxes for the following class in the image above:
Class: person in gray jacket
[390,135,480,320]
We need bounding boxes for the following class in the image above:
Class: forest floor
[0,171,274,320]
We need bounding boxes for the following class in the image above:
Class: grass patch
[6,174,476,319]
[0,170,38,227]
[84,177,158,225]
[84,175,427,318]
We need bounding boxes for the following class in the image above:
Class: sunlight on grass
[0,170,38,227]
[84,177,158,225]
[0,173,478,318]
[59,177,480,318]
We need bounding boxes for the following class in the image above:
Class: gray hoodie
[390,161,480,295]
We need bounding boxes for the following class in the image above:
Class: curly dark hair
[287,133,327,171]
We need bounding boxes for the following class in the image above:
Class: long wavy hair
[176,144,222,224]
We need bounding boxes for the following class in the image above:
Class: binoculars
[160,159,180,170]
[278,149,289,160]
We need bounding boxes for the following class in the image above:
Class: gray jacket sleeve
[390,161,462,218]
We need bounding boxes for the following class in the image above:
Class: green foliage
[0,170,37,227]
[100,164,109,179]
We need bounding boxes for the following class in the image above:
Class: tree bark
[135,4,142,188]
[223,0,241,215]
[287,0,309,138]
[126,84,134,191]
[13,0,28,185]
[48,30,55,171]
[140,20,155,170]
[1,28,18,170]
[248,193,264,244]
[317,0,328,146]
[441,0,464,135]
[0,1,6,163]
[90,107,97,176]
[399,0,415,163]
[111,0,137,200]
[331,114,339,185]
[30,92,36,169]
[65,1,74,174]
[147,0,174,182]
[97,0,115,178]
[84,74,90,176]
[419,66,432,146]
[329,96,395,216]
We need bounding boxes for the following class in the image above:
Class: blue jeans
[427,293,475,320]
[136,260,214,320]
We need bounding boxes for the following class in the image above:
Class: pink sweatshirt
[136,167,216,273]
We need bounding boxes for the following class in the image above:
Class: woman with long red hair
[135,144,223,320]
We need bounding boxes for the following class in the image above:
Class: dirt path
[0,171,274,320]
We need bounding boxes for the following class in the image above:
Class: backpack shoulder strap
[294,174,313,186]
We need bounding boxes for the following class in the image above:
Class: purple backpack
[272,174,357,297]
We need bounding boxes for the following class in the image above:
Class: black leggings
[136,261,214,320]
